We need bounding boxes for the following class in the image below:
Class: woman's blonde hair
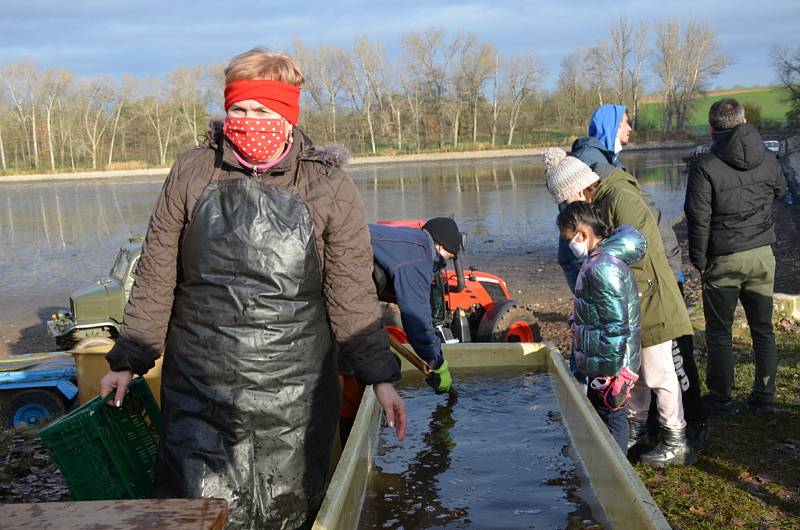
[224,48,305,87]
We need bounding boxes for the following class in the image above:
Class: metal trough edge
[313,342,670,530]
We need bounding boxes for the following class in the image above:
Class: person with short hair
[557,201,645,452]
[543,147,696,467]
[99,48,406,529]
[685,97,786,416]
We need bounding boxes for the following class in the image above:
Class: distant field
[638,87,791,135]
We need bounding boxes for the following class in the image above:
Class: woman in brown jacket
[99,48,406,529]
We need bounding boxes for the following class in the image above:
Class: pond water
[0,149,688,324]
[359,369,606,529]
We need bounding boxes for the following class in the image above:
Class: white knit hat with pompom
[541,147,599,203]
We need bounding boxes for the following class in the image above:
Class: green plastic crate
[40,377,161,500]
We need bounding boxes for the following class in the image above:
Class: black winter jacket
[684,123,785,272]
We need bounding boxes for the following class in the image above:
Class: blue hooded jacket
[571,104,627,170]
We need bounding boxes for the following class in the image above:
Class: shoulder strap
[210,142,224,182]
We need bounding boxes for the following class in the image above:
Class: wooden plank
[0,498,228,530]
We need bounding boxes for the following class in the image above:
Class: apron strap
[181,142,225,248]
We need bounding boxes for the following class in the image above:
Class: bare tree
[55,98,76,169]
[401,28,463,149]
[168,66,209,147]
[107,77,138,166]
[141,78,176,166]
[490,52,501,147]
[608,17,633,106]
[379,63,405,151]
[80,77,115,170]
[442,32,478,147]
[653,18,729,131]
[400,72,423,151]
[628,21,649,128]
[582,45,609,107]
[504,52,545,145]
[606,16,652,128]
[770,44,800,125]
[555,52,582,130]
[464,41,496,144]
[0,103,8,170]
[294,40,349,142]
[3,60,42,167]
[41,68,71,171]
[347,36,385,154]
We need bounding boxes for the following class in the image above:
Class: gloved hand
[425,358,452,394]
[590,367,639,411]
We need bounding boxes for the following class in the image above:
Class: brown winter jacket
[106,125,401,385]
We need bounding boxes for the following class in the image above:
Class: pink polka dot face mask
[223,116,289,163]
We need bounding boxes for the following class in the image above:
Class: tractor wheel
[0,389,66,430]
[477,303,542,343]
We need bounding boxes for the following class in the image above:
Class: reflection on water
[0,150,687,320]
[359,369,605,529]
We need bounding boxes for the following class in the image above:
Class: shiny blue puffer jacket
[572,224,646,378]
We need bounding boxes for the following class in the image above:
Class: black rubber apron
[157,151,339,530]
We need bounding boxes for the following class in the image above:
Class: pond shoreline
[0,141,697,184]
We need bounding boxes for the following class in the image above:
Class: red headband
[224,79,301,125]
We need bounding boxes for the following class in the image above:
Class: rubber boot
[627,419,651,456]
[639,426,697,467]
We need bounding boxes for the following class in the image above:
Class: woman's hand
[100,370,133,407]
[374,382,407,441]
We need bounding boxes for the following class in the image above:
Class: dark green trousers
[702,245,777,403]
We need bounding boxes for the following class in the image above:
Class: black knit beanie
[422,217,461,255]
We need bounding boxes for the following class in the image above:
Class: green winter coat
[592,168,693,347]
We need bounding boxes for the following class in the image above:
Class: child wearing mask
[557,202,645,451]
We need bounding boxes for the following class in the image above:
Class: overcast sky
[2,1,797,91]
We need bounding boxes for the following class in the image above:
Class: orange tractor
[373,219,541,347]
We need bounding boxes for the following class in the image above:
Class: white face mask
[569,234,589,260]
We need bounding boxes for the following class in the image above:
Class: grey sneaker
[639,427,697,467]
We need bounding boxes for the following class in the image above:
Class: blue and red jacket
[369,224,443,369]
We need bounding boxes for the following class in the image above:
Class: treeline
[1,17,732,173]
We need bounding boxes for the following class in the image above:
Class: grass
[638,87,792,136]
[637,304,800,529]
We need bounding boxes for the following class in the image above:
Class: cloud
[0,0,797,90]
